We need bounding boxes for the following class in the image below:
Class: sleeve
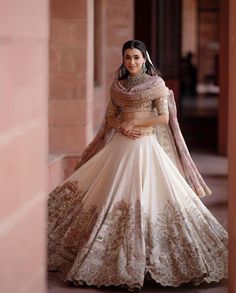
[152,78,170,115]
[106,97,121,121]
[153,95,169,115]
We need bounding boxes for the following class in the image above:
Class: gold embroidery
[106,98,121,118]
[153,96,169,115]
[48,181,228,290]
[110,74,169,113]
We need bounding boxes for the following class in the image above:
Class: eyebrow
[124,54,140,57]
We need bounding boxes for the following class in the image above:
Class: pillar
[49,0,94,154]
[219,0,229,155]
[228,0,236,291]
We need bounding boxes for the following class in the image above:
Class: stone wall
[0,0,48,292]
[94,0,134,127]
[49,0,134,155]
[49,0,94,154]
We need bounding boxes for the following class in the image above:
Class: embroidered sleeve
[153,96,169,115]
[106,97,121,121]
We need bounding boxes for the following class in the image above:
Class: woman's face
[123,48,145,75]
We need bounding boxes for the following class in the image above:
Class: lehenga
[47,73,228,291]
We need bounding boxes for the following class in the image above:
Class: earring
[142,63,147,73]
[121,64,127,75]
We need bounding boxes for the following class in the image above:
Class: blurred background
[0,0,235,292]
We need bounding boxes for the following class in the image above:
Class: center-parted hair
[117,40,160,79]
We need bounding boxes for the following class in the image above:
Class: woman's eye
[125,56,140,61]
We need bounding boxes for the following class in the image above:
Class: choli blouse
[106,94,169,121]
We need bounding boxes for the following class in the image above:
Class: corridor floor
[47,152,228,293]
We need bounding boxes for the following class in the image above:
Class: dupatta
[75,76,212,198]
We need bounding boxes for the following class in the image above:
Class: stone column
[182,0,198,57]
[228,0,236,290]
[93,0,134,127]
[0,0,48,292]
[219,0,229,155]
[50,0,94,154]
[105,0,134,94]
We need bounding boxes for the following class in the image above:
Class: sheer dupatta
[155,90,211,197]
[74,89,211,198]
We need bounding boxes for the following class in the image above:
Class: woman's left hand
[120,126,142,139]
[119,119,137,132]
[119,119,142,139]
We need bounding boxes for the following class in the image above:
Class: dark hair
[117,40,160,80]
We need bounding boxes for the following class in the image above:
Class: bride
[47,39,228,291]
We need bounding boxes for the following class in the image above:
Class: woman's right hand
[119,121,142,139]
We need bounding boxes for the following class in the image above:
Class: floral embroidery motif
[153,96,169,115]
[110,74,169,113]
[48,181,228,290]
[106,98,121,119]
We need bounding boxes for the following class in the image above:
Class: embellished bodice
[107,73,170,118]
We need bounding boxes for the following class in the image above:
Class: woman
[48,40,228,291]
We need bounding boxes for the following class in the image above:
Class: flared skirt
[47,132,228,290]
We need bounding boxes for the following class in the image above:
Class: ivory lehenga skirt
[47,131,228,290]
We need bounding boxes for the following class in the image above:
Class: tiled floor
[48,152,228,293]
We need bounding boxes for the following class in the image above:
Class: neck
[127,70,145,81]
[129,71,141,76]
